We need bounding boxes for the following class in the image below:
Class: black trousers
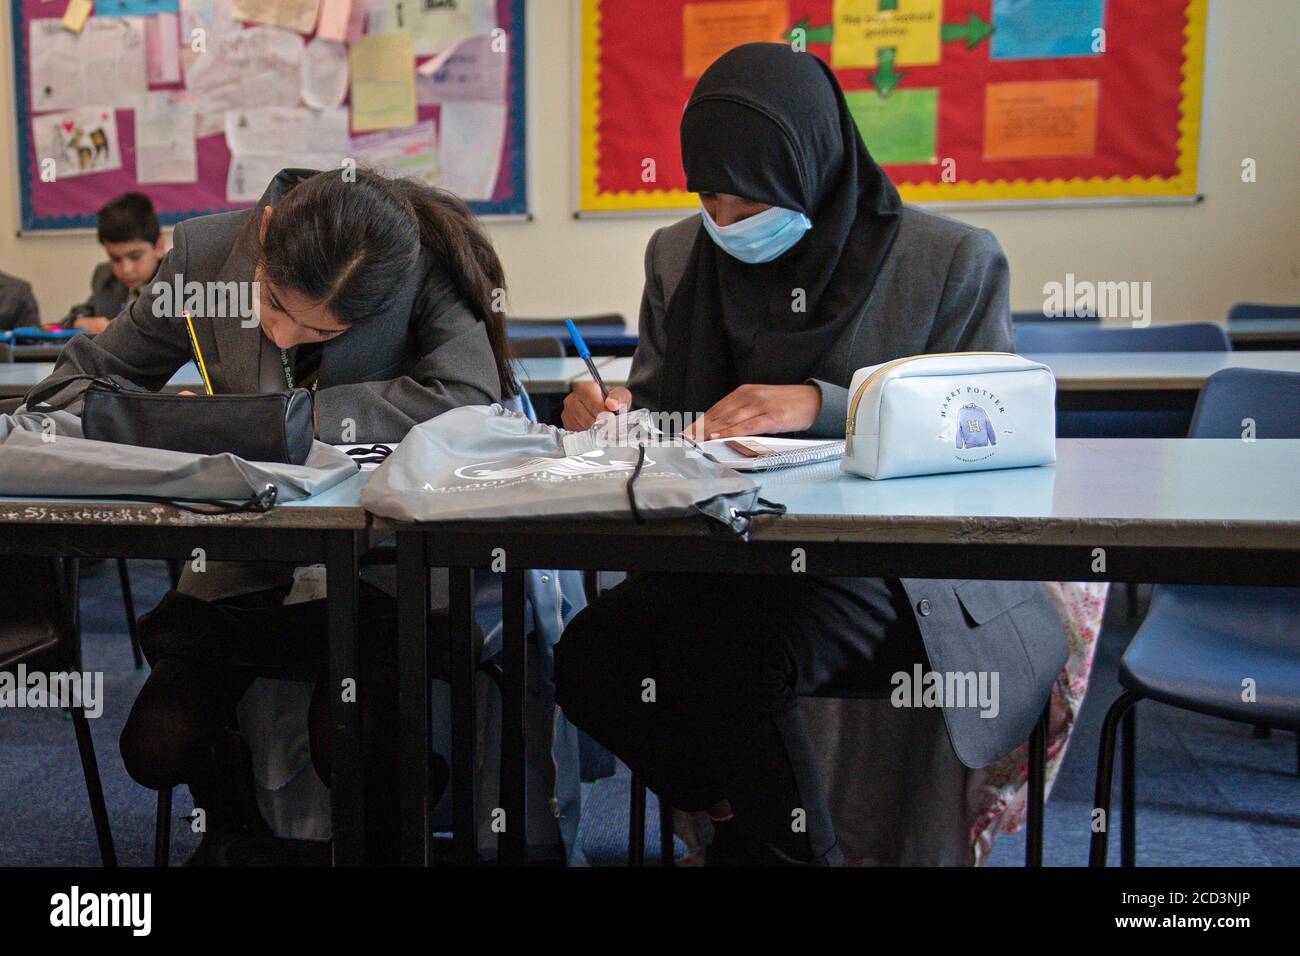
[553,573,926,865]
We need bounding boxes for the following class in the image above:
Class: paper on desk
[96,0,179,14]
[145,13,182,84]
[349,32,417,132]
[314,0,351,41]
[367,0,496,56]
[231,0,321,34]
[62,0,94,32]
[181,26,303,137]
[416,33,506,104]
[350,119,439,185]
[135,92,198,183]
[31,107,123,179]
[301,36,349,109]
[436,101,505,201]
[30,17,147,111]
[178,0,242,45]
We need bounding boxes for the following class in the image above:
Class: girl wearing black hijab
[557,44,1067,865]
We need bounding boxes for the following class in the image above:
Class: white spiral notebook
[696,436,846,472]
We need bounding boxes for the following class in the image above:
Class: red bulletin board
[577,0,1207,213]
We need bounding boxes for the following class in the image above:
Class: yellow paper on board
[232,0,322,34]
[350,32,418,132]
[831,0,941,69]
[62,0,94,33]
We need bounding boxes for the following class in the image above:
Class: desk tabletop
[411,439,1300,557]
[514,356,613,392]
[1227,318,1300,342]
[0,469,372,529]
[591,353,1300,393]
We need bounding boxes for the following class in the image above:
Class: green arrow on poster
[941,12,994,49]
[870,47,904,97]
[785,16,834,45]
[879,0,899,10]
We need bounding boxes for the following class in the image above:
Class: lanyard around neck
[279,348,319,392]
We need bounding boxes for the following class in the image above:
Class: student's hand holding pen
[562,381,632,430]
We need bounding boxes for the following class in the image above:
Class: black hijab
[658,43,902,416]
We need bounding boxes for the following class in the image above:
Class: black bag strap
[39,483,279,516]
[27,374,126,412]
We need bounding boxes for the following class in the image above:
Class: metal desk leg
[1025,701,1049,868]
[500,568,527,865]
[449,565,478,865]
[398,531,431,866]
[326,531,365,866]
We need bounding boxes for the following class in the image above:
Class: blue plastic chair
[1227,303,1300,321]
[1016,322,1231,443]
[1015,321,1230,354]
[1089,368,1300,866]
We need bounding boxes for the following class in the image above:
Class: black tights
[120,652,403,862]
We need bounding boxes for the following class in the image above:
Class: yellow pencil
[183,310,214,396]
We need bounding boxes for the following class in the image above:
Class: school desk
[581,353,1300,438]
[1226,319,1300,351]
[0,470,381,866]
[392,437,1300,867]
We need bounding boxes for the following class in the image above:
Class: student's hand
[73,316,111,334]
[562,383,632,430]
[689,384,822,440]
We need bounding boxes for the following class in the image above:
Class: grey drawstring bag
[362,404,783,535]
[0,409,357,511]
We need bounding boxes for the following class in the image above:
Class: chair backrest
[1015,321,1230,353]
[1227,303,1300,321]
[0,557,75,670]
[509,336,566,358]
[1012,311,1099,323]
[1188,368,1300,439]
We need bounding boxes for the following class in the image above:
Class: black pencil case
[80,382,315,466]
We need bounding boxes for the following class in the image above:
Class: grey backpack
[362,405,782,535]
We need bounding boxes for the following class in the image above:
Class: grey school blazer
[628,205,1068,769]
[29,208,502,443]
[61,262,131,326]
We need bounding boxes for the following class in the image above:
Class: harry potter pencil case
[842,352,1056,480]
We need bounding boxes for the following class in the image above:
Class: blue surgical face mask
[700,204,812,264]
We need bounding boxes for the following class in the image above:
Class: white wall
[2,0,1297,326]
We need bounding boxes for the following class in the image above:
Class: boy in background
[60,193,166,333]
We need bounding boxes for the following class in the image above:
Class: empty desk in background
[589,352,1300,438]
[508,318,637,356]
[0,471,382,866]
[1227,319,1300,351]
[12,344,64,362]
[394,437,1300,867]
[0,362,205,399]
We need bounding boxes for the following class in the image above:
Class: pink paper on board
[315,0,350,42]
[145,13,182,85]
[344,0,366,43]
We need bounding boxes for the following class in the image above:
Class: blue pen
[565,319,609,399]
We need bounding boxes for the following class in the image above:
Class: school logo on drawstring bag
[450,449,654,483]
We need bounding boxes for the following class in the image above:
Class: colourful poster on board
[578,0,1206,212]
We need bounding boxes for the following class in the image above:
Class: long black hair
[243,168,517,398]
